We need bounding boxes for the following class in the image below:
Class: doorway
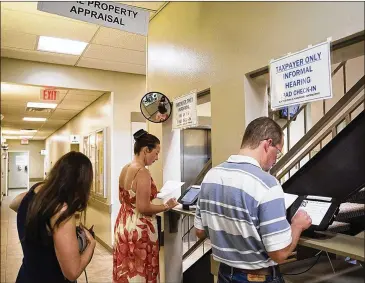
[70,144,80,152]
[8,151,29,190]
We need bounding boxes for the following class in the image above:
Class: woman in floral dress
[113,129,178,283]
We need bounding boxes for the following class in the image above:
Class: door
[8,152,29,189]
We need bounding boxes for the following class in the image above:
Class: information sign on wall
[173,91,198,130]
[270,41,332,110]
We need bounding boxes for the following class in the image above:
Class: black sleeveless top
[16,183,74,283]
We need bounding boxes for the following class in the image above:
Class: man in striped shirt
[194,117,311,283]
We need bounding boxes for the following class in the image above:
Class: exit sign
[40,89,58,101]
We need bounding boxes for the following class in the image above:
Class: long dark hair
[25,151,93,244]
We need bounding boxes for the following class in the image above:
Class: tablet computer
[178,186,201,209]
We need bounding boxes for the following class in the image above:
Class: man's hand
[291,210,312,231]
[195,228,207,239]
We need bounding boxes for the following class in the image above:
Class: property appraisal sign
[37,1,149,36]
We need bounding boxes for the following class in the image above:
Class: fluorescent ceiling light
[2,136,17,140]
[20,136,32,139]
[37,36,88,55]
[27,102,57,109]
[21,129,38,133]
[2,130,20,134]
[2,129,38,134]
[23,117,47,122]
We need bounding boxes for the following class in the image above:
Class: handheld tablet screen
[181,188,200,203]
[295,200,331,226]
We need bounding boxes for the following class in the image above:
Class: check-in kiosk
[178,185,201,210]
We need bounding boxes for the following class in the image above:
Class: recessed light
[23,117,47,122]
[27,102,57,109]
[37,36,88,55]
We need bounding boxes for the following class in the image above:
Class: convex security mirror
[140,92,172,123]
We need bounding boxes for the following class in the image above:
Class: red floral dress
[113,178,159,283]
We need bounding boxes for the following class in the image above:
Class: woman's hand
[164,198,179,210]
[83,227,96,248]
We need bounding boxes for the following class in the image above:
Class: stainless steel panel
[181,128,211,191]
[180,128,211,244]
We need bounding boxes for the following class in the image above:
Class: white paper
[157,180,184,201]
[296,200,331,226]
[284,193,298,209]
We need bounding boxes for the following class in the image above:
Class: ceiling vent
[26,106,54,113]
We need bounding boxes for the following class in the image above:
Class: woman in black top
[10,151,96,283]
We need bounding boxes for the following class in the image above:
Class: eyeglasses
[262,139,283,159]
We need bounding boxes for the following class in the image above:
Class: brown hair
[25,151,93,244]
[241,117,283,149]
[133,129,160,155]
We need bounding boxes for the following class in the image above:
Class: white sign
[16,156,26,166]
[37,1,149,36]
[173,91,198,129]
[41,150,48,156]
[70,135,81,144]
[270,41,332,110]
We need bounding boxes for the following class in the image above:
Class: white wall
[1,58,146,247]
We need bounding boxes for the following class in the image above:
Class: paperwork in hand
[157,180,184,201]
[284,193,299,209]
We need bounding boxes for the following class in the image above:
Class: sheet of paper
[157,180,184,201]
[296,200,331,226]
[284,193,298,209]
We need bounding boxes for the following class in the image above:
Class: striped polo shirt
[194,155,292,270]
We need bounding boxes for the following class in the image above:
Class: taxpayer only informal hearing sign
[37,1,149,36]
[269,41,332,110]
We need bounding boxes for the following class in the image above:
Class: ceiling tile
[67,90,105,96]
[1,48,79,66]
[50,109,79,120]
[41,120,69,127]
[1,9,98,42]
[119,2,166,12]
[1,30,37,50]
[57,100,92,111]
[83,44,145,65]
[77,57,146,75]
[0,105,26,114]
[62,94,99,103]
[92,27,146,51]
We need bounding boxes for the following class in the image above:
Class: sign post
[172,91,198,130]
[269,41,332,110]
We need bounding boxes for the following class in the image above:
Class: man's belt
[220,263,280,276]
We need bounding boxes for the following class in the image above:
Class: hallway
[1,189,113,283]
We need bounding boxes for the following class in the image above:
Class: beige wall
[147,1,364,187]
[6,140,45,185]
[1,58,146,246]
